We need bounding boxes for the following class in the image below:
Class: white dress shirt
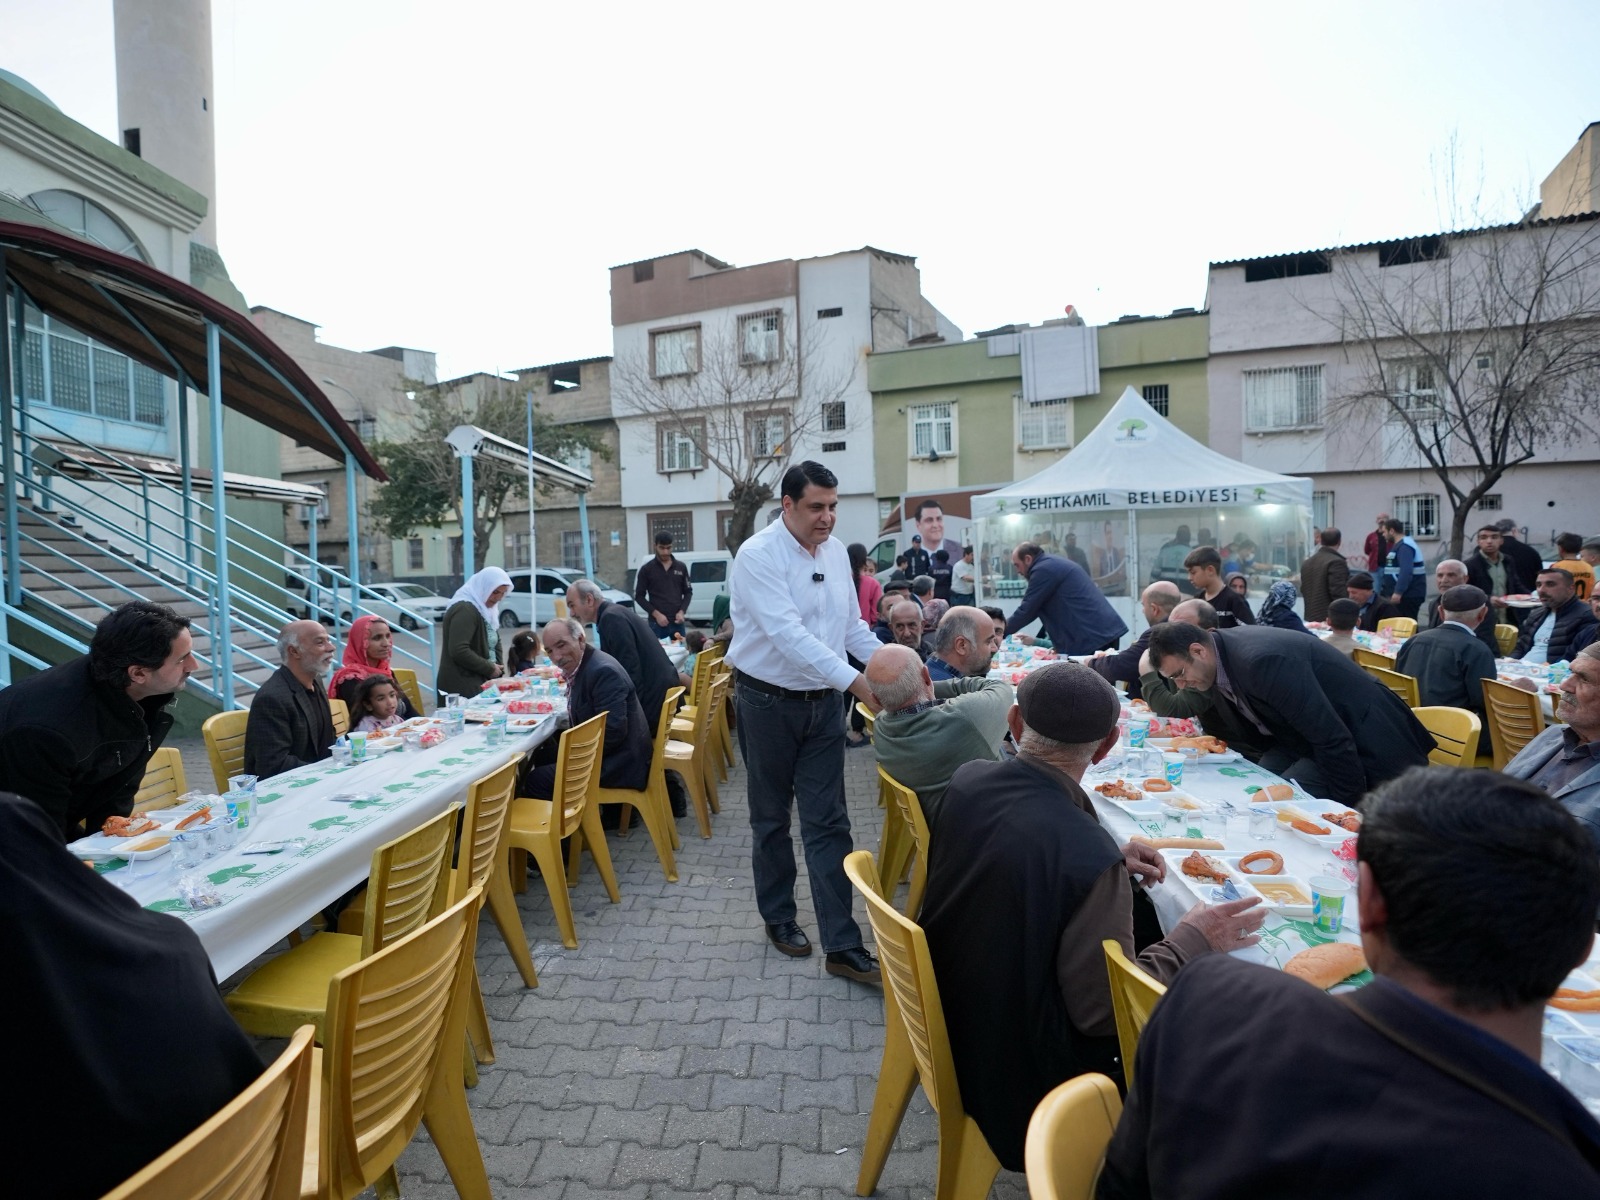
[726,517,884,692]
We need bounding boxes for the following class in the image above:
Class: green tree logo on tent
[1117,418,1149,440]
[1252,487,1267,501]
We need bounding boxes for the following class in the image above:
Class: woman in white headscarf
[436,565,514,699]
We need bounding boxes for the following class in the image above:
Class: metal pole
[205,320,235,709]
[459,453,475,580]
[177,374,195,588]
[142,479,153,568]
[345,450,360,624]
[0,261,21,608]
[578,490,595,580]
[11,280,28,502]
[526,392,536,573]
[307,500,320,622]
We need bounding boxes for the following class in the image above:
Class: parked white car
[291,573,452,630]
[500,567,633,629]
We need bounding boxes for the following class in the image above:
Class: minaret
[113,0,218,247]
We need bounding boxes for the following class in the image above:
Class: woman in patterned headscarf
[1257,579,1312,634]
[435,566,514,700]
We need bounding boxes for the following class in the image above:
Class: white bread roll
[1284,942,1367,990]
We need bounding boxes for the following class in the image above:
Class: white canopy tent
[972,387,1314,634]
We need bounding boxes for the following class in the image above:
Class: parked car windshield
[388,584,436,599]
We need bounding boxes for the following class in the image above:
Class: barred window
[1141,383,1170,417]
[1391,493,1440,539]
[1243,365,1322,430]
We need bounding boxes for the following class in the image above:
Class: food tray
[1158,848,1247,903]
[1146,737,1243,763]
[1258,801,1358,849]
[70,829,175,860]
[363,736,403,754]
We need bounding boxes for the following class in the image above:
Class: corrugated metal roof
[1209,209,1600,269]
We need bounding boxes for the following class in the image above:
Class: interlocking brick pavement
[172,734,1031,1199]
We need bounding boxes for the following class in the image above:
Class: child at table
[507,630,541,676]
[678,629,706,690]
[351,674,404,734]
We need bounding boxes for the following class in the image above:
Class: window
[506,530,531,569]
[1141,383,1170,417]
[1475,352,1495,372]
[1388,360,1444,421]
[1391,494,1440,539]
[1312,491,1335,530]
[1243,365,1323,430]
[747,411,788,459]
[1018,397,1069,449]
[1243,252,1330,283]
[122,127,141,156]
[911,402,955,457]
[1379,236,1445,268]
[548,364,581,392]
[561,529,599,571]
[717,509,734,549]
[1476,493,1503,512]
[689,560,727,584]
[821,441,846,452]
[822,401,846,432]
[352,416,377,442]
[13,300,169,428]
[739,310,782,364]
[633,261,654,283]
[407,538,424,570]
[23,190,148,261]
[658,420,704,473]
[563,445,593,475]
[817,307,843,319]
[651,326,699,377]
[648,512,693,551]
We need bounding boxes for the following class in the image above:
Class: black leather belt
[735,671,835,702]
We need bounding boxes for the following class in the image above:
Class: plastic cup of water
[171,832,202,872]
[1249,807,1278,841]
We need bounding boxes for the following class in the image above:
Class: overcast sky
[7,0,1600,379]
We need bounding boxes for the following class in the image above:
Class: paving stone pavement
[171,734,1030,1200]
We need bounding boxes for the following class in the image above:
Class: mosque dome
[0,69,60,110]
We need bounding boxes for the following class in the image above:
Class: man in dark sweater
[1511,568,1600,665]
[1496,517,1547,594]
[244,620,337,778]
[634,532,692,640]
[566,579,679,733]
[1183,546,1254,628]
[1346,571,1402,633]
[1098,768,1600,1199]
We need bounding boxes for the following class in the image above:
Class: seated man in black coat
[1087,581,1181,701]
[566,579,679,733]
[1396,584,1497,755]
[1098,768,1600,1199]
[524,617,653,799]
[243,620,337,779]
[1147,622,1434,806]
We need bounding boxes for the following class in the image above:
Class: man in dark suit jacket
[1087,581,1182,701]
[1146,623,1434,806]
[244,620,338,779]
[566,580,679,733]
[1099,769,1600,1200]
[1496,518,1547,594]
[1396,585,1497,755]
[1298,528,1350,622]
[524,618,653,798]
[1003,542,1128,653]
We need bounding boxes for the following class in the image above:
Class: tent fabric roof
[0,220,385,479]
[972,387,1312,517]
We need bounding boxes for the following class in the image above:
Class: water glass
[401,728,423,752]
[1197,809,1225,843]
[198,822,221,859]
[331,741,353,766]
[444,709,466,737]
[1249,807,1278,841]
[171,832,202,872]
[216,814,240,850]
[1161,807,1186,838]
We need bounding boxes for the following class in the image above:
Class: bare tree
[1321,198,1600,557]
[611,312,858,554]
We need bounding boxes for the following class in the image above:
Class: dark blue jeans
[735,683,863,953]
[654,621,686,640]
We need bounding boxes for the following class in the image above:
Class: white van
[499,567,632,629]
[633,550,733,626]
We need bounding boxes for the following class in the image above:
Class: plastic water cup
[1163,753,1185,787]
[171,832,202,872]
[217,814,240,850]
[1161,807,1185,838]
[1249,807,1278,841]
[1311,875,1351,934]
[349,731,368,763]
[331,741,352,766]
[444,709,466,737]
[401,728,422,752]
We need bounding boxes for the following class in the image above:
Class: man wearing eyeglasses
[1146,623,1433,806]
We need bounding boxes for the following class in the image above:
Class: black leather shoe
[765,920,812,957]
[825,946,882,985]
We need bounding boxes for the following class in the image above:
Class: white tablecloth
[99,719,556,980]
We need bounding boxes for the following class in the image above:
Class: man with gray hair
[925,606,995,681]
[919,662,1263,1171]
[566,578,679,734]
[1506,643,1600,854]
[1087,581,1183,701]
[1136,598,1217,718]
[887,599,934,661]
[244,619,337,777]
[1425,558,1502,655]
[866,643,1012,823]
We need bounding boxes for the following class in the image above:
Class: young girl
[507,630,541,676]
[678,629,707,689]
[351,674,403,733]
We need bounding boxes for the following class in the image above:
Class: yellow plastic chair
[392,667,426,715]
[1023,1073,1124,1200]
[1482,677,1547,769]
[100,1025,314,1200]
[329,698,349,738]
[1364,663,1420,708]
[710,657,736,778]
[1102,939,1167,1081]
[664,674,725,840]
[506,712,617,950]
[1350,647,1396,672]
[670,646,723,740]
[1376,616,1417,640]
[1493,623,1518,656]
[845,850,1000,1200]
[1413,706,1484,767]
[134,747,188,811]
[597,686,687,883]
[201,708,250,791]
[855,700,877,741]
[225,804,458,1041]
[879,767,931,917]
[307,889,491,1200]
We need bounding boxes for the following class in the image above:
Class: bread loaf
[1283,942,1367,990]
[1129,836,1225,850]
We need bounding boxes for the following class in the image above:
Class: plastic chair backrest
[450,761,520,904]
[688,648,720,710]
[135,747,188,811]
[649,686,688,780]
[1102,939,1167,1080]
[201,709,250,792]
[392,667,425,716]
[555,712,608,839]
[1481,678,1546,769]
[855,701,876,738]
[317,889,481,1200]
[1351,647,1395,672]
[1024,1073,1124,1200]
[1413,705,1483,767]
[100,1025,314,1200]
[878,766,931,917]
[843,850,963,1119]
[360,803,459,956]
[1494,623,1518,656]
[329,698,350,738]
[1376,616,1417,639]
[1364,663,1420,708]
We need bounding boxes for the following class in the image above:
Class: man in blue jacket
[1379,517,1427,619]
[1002,541,1128,654]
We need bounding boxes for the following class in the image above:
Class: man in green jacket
[866,644,1013,826]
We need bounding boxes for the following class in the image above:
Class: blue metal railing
[0,598,87,688]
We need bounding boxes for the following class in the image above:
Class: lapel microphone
[812,572,825,583]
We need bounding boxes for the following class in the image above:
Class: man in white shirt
[950,545,977,606]
[727,461,885,984]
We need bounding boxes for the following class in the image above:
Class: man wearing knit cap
[919,662,1263,1172]
[1396,584,1498,756]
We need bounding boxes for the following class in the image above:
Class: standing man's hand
[489,664,506,678]
[1386,593,1401,607]
[674,609,686,623]
[847,674,882,714]
[653,611,669,627]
